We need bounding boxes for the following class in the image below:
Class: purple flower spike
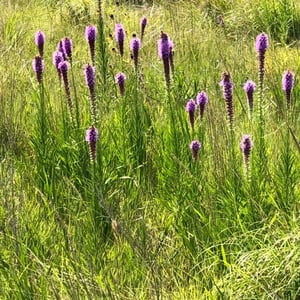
[115,72,126,96]
[85,25,97,65]
[57,40,67,60]
[243,80,256,115]
[130,36,141,69]
[140,16,147,41]
[58,61,74,121]
[32,55,44,84]
[189,140,201,161]
[52,50,64,82]
[115,23,125,56]
[158,32,172,88]
[84,64,97,123]
[35,30,45,57]
[282,70,295,108]
[63,37,73,62]
[186,99,196,130]
[240,134,253,175]
[220,72,234,129]
[196,91,208,120]
[256,33,269,92]
[86,125,99,162]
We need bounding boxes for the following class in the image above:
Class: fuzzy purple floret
[243,80,256,113]
[256,33,269,53]
[189,140,201,161]
[86,125,99,143]
[186,99,196,112]
[115,72,126,96]
[32,56,44,84]
[115,23,125,56]
[84,64,96,89]
[85,25,97,43]
[282,70,294,92]
[196,91,208,120]
[58,61,69,73]
[35,31,45,57]
[158,32,171,60]
[63,37,73,60]
[240,134,253,167]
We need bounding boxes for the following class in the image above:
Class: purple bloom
[220,72,234,129]
[115,23,125,56]
[85,25,97,65]
[86,125,99,162]
[282,70,295,108]
[186,99,196,130]
[115,72,126,96]
[57,40,66,60]
[84,64,97,123]
[130,36,141,69]
[196,91,208,120]
[189,140,201,161]
[58,61,74,121]
[35,30,45,57]
[63,37,73,62]
[32,55,44,84]
[256,33,269,53]
[240,134,253,175]
[243,80,256,114]
[52,50,64,82]
[256,33,269,93]
[140,16,147,41]
[158,32,172,88]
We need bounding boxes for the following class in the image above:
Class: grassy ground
[1,0,300,298]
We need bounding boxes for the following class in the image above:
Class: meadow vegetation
[1,0,300,298]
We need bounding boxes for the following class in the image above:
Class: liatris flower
[140,16,147,41]
[58,61,73,121]
[169,39,174,75]
[130,35,141,69]
[32,55,44,84]
[189,140,201,161]
[85,125,99,162]
[52,50,64,82]
[158,32,172,88]
[196,91,208,120]
[282,70,295,108]
[57,40,67,61]
[84,64,97,123]
[186,99,196,130]
[63,37,73,62]
[115,72,126,96]
[35,30,45,57]
[256,33,269,91]
[85,25,97,65]
[220,71,234,129]
[115,23,125,56]
[240,134,253,175]
[243,80,256,115]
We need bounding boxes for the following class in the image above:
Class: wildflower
[282,70,295,108]
[52,50,64,82]
[58,61,73,121]
[85,25,97,65]
[240,134,253,175]
[130,35,141,69]
[256,33,269,90]
[196,91,208,120]
[35,30,45,57]
[84,64,97,123]
[85,125,99,162]
[115,23,125,56]
[140,16,147,41]
[63,37,73,62]
[32,55,44,84]
[115,72,126,96]
[158,32,172,88]
[186,99,196,130]
[243,80,256,115]
[57,40,66,60]
[189,140,201,161]
[220,71,234,129]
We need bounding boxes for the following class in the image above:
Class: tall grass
[1,0,300,298]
